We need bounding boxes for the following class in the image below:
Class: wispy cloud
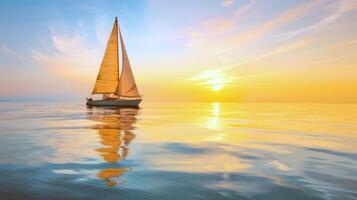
[221,0,235,8]
[51,32,84,54]
[31,22,101,89]
[186,0,319,56]
[0,44,25,60]
[257,39,310,60]
[279,1,357,40]
[189,38,311,86]
[312,54,352,65]
[188,0,255,40]
[231,38,311,70]
[310,39,357,64]
[331,39,357,49]
[226,0,321,46]
[94,15,112,45]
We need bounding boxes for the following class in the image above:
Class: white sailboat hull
[86,99,141,107]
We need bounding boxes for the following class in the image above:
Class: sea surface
[0,102,356,200]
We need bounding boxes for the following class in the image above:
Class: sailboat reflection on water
[87,107,139,187]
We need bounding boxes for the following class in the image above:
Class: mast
[92,17,119,94]
[114,17,120,96]
[118,23,141,98]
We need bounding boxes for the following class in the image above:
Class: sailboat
[87,17,142,107]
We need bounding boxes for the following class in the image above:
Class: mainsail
[118,27,141,98]
[91,17,140,99]
[92,18,119,94]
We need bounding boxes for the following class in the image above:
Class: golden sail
[92,18,119,94]
[118,28,140,98]
[87,17,142,107]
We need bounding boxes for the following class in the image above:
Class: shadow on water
[86,107,139,187]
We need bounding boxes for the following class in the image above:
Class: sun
[212,84,222,91]
[207,76,224,91]
[194,70,235,92]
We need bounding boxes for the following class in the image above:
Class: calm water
[0,102,356,200]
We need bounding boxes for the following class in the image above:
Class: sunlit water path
[0,102,356,200]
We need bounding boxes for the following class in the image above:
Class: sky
[0,0,357,102]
